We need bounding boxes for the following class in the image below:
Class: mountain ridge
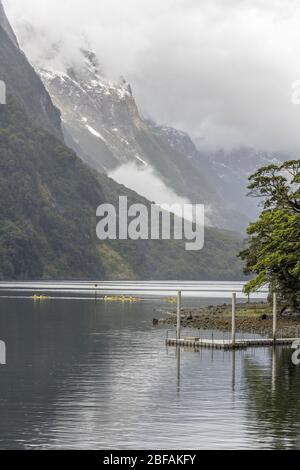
[38,51,248,232]
[0,0,18,48]
[0,3,245,281]
[0,1,63,140]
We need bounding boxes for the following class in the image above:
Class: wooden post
[273,292,277,343]
[177,291,182,341]
[232,293,236,347]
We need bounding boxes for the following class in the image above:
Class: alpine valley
[0,0,247,281]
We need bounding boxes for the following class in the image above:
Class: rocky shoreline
[154,302,300,338]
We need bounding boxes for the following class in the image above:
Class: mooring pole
[232,293,236,347]
[273,292,277,344]
[177,291,182,342]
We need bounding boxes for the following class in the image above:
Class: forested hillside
[0,96,244,280]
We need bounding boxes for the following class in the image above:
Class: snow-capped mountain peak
[39,49,149,172]
[37,47,255,231]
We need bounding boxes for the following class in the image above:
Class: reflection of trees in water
[243,347,300,449]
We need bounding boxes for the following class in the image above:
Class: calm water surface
[0,282,299,450]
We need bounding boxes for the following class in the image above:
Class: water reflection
[0,293,299,449]
[173,342,300,449]
[242,346,300,449]
[176,347,181,396]
[232,350,236,393]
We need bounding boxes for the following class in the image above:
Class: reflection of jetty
[167,292,299,350]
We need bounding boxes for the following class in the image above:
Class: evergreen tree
[240,161,300,310]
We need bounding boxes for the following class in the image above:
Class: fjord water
[0,283,299,450]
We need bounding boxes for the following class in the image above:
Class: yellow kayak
[163,297,177,304]
[104,296,140,303]
[31,295,49,301]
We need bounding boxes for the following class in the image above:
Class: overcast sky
[3,0,300,153]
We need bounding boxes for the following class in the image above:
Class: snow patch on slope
[86,124,106,142]
[134,154,148,167]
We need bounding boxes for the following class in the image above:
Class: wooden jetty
[167,292,299,350]
[166,337,297,350]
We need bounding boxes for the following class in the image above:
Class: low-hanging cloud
[3,0,300,153]
[109,162,192,219]
[109,162,213,225]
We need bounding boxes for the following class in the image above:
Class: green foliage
[240,161,300,309]
[0,95,106,279]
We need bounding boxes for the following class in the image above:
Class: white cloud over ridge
[3,0,300,153]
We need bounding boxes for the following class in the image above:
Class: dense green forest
[0,95,245,280]
[241,161,300,309]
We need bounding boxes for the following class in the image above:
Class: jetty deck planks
[166,337,297,350]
